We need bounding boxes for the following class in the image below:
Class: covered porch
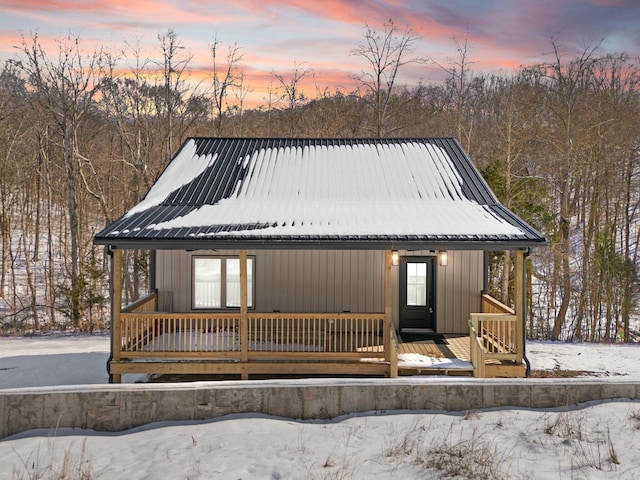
[107,249,527,382]
[95,139,543,383]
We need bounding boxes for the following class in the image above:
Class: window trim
[191,255,255,310]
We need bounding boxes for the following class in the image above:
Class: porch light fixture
[438,250,448,267]
[391,250,399,266]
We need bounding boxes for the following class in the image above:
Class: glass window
[193,258,222,308]
[192,256,254,309]
[226,258,253,307]
[406,262,427,306]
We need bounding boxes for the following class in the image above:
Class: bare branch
[350,19,426,136]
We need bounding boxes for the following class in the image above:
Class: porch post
[239,249,249,379]
[384,250,397,377]
[110,248,123,384]
[514,250,525,364]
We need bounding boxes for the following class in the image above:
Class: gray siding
[435,250,483,334]
[155,249,483,334]
[390,250,483,334]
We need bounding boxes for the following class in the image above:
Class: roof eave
[93,236,547,251]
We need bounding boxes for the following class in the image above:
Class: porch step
[481,361,527,378]
[398,367,474,377]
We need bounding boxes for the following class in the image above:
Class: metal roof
[94,138,546,250]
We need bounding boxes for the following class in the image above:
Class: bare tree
[0,60,36,328]
[592,53,640,343]
[432,34,478,149]
[351,19,425,137]
[0,61,27,301]
[540,38,601,340]
[209,35,243,136]
[19,33,108,328]
[230,71,253,136]
[156,30,193,159]
[272,61,312,135]
[303,87,366,137]
[103,39,161,205]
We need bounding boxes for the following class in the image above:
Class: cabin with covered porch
[94,137,545,382]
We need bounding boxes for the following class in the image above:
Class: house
[94,137,545,382]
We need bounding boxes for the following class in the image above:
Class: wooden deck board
[398,335,470,361]
[444,335,471,361]
[398,342,445,358]
[397,335,473,376]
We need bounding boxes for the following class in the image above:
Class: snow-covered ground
[1,334,639,479]
[2,333,639,389]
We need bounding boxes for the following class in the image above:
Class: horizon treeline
[1,25,639,342]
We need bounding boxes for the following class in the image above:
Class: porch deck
[108,288,524,381]
[111,323,474,379]
[397,334,474,376]
[114,334,474,381]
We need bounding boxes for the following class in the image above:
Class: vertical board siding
[156,250,387,314]
[155,249,483,334]
[334,251,344,311]
[390,250,482,334]
[435,250,483,334]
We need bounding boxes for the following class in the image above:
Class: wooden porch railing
[469,313,519,377]
[481,294,515,315]
[247,313,384,358]
[122,291,158,314]
[481,293,522,365]
[118,310,386,361]
[120,312,241,357]
[120,292,159,352]
[469,294,523,377]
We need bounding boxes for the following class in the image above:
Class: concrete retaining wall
[2,378,639,439]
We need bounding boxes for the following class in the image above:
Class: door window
[406,262,427,306]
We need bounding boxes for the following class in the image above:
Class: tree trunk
[64,131,82,327]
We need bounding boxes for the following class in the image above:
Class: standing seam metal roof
[94,137,545,249]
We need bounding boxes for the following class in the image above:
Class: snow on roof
[151,200,522,237]
[126,140,216,217]
[95,138,545,247]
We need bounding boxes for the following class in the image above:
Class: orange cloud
[2,0,638,112]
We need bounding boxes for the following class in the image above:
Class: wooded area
[1,24,639,342]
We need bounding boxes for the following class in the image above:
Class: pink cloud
[2,0,639,111]
[2,0,242,30]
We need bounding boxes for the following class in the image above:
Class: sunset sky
[1,0,639,107]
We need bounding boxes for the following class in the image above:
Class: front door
[399,257,436,332]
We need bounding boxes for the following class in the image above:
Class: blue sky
[1,0,638,107]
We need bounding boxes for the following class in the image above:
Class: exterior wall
[391,250,484,334]
[155,249,386,314]
[155,249,484,334]
[256,250,386,313]
[437,250,484,334]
